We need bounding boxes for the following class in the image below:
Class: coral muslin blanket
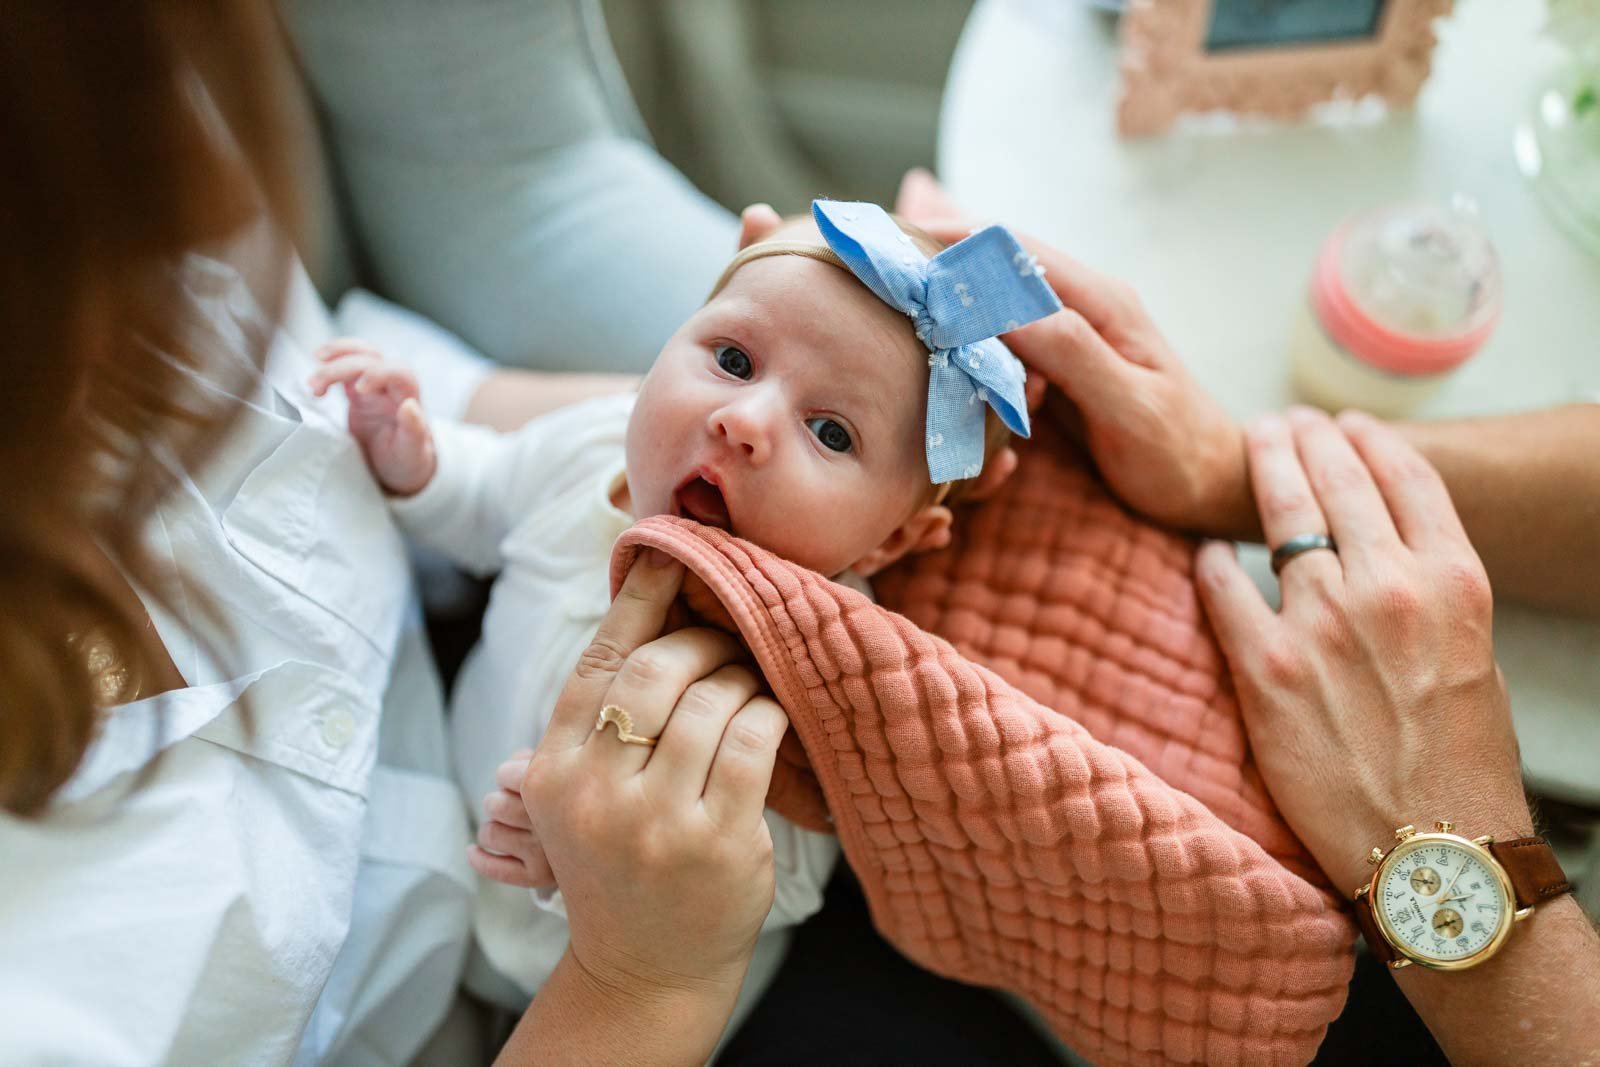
[609,418,1354,1066]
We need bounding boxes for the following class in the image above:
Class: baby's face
[626,226,934,577]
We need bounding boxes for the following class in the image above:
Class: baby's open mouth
[673,474,732,531]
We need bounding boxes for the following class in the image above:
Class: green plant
[1548,0,1600,115]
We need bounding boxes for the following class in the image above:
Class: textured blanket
[610,417,1355,1066]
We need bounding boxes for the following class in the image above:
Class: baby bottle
[1290,199,1502,417]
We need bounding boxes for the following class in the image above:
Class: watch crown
[1368,847,1385,866]
[1435,820,1454,833]
[1394,824,1416,842]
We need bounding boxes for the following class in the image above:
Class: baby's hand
[467,749,556,889]
[308,339,437,495]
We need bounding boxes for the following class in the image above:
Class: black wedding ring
[1270,532,1338,575]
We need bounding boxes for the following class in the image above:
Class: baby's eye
[807,417,853,453]
[715,345,753,380]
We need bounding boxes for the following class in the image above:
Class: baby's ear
[851,504,954,578]
[737,203,784,250]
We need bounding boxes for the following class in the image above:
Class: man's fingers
[920,218,991,246]
[543,552,685,748]
[893,167,968,227]
[1004,306,1141,418]
[1195,540,1277,666]
[916,225,1146,345]
[1023,372,1047,412]
[1246,414,1342,594]
[1288,407,1400,561]
[737,203,783,250]
[1010,232,1149,340]
[1336,410,1470,552]
[703,696,788,830]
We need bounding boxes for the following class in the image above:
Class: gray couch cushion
[282,0,735,372]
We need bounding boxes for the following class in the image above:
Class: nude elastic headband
[706,239,850,302]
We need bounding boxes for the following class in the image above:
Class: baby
[309,200,1060,1004]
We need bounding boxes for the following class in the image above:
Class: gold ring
[595,704,658,747]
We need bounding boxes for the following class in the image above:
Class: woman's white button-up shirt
[0,256,489,1065]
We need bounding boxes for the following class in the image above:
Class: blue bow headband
[811,200,1061,484]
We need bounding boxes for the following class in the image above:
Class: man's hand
[1194,408,1529,892]
[309,339,437,495]
[895,170,1251,537]
[939,224,1251,536]
[1194,406,1600,1067]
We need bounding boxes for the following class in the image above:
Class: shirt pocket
[219,396,413,655]
[63,658,380,803]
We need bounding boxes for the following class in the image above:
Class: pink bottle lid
[1310,204,1501,378]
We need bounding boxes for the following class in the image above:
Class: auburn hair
[0,2,299,814]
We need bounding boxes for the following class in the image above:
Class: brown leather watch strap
[1488,836,1573,909]
[1354,836,1572,963]
[1353,890,1398,963]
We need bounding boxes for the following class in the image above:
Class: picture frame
[1116,0,1455,137]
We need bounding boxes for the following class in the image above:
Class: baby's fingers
[473,819,555,887]
[478,818,532,861]
[314,338,382,363]
[307,352,380,396]
[483,788,533,830]
[467,845,543,889]
[494,751,535,794]
[396,398,431,447]
[352,362,422,401]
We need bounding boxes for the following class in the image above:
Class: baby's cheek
[763,488,881,573]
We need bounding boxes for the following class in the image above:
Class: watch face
[1375,836,1513,966]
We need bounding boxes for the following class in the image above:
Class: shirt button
[320,708,357,749]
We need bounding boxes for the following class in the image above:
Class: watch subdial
[1409,866,1441,896]
[1431,907,1464,939]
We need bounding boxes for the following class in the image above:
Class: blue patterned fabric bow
[812,200,1061,484]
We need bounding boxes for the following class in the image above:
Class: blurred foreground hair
[0,2,299,814]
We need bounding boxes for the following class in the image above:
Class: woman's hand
[1194,407,1530,892]
[496,550,787,1066]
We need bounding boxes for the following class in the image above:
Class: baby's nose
[709,397,775,465]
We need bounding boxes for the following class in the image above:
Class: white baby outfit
[390,393,840,1002]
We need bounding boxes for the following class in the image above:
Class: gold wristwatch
[1353,821,1573,971]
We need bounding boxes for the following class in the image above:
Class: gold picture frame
[1117,0,1454,137]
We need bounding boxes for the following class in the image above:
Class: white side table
[939,0,1600,802]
